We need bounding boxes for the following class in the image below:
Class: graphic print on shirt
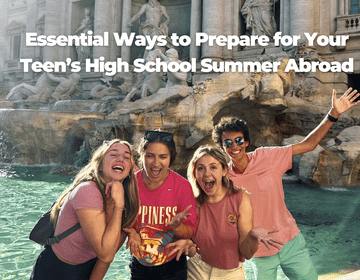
[135,205,177,266]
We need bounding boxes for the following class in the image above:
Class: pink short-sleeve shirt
[51,181,103,264]
[229,146,300,257]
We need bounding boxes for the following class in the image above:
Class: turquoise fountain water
[0,164,359,279]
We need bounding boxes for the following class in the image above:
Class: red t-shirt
[134,169,197,266]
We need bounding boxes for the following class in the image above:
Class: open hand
[250,227,284,250]
[165,205,192,230]
[331,88,360,117]
[123,228,143,256]
[165,239,196,261]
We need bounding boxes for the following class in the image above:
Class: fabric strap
[45,222,81,245]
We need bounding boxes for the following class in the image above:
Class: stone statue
[74,7,93,63]
[90,69,136,100]
[127,0,170,38]
[158,48,187,88]
[6,72,81,103]
[6,73,53,102]
[49,73,81,101]
[241,0,277,38]
[123,50,166,102]
[126,0,172,57]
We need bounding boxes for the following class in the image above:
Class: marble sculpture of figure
[123,50,166,102]
[74,7,93,63]
[50,73,81,101]
[127,0,170,38]
[126,0,172,57]
[6,73,81,103]
[158,48,188,88]
[241,0,277,38]
[6,72,53,101]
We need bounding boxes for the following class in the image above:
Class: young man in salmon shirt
[212,88,360,279]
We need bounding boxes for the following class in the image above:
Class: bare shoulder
[239,190,252,212]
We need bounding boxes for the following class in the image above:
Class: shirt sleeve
[266,146,293,175]
[69,182,104,211]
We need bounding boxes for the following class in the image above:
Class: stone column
[223,0,234,60]
[232,0,240,57]
[290,0,314,39]
[339,0,345,15]
[110,0,123,61]
[344,0,349,15]
[43,0,61,62]
[0,1,8,83]
[201,0,224,60]
[93,0,115,61]
[121,0,132,63]
[280,0,290,35]
[24,0,38,81]
[190,0,202,62]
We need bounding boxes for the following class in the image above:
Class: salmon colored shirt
[229,146,300,258]
[193,191,244,269]
[52,182,103,264]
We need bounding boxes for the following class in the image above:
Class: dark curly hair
[212,116,250,146]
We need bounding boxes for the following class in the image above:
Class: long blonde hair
[51,139,140,228]
[187,145,239,205]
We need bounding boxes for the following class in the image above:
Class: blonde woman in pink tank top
[166,145,283,280]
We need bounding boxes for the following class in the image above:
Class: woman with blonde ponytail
[30,139,140,280]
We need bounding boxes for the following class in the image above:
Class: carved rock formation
[1,60,360,187]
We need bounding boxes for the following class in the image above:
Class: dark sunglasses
[222,137,245,148]
[144,130,174,142]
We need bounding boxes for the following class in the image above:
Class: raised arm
[77,181,125,279]
[292,88,360,157]
[238,192,283,259]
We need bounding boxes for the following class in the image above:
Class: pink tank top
[193,191,243,269]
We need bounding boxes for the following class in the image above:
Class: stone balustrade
[336,14,360,35]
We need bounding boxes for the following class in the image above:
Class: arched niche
[71,0,95,62]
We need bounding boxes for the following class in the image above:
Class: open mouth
[204,180,215,190]
[150,168,161,177]
[113,166,124,171]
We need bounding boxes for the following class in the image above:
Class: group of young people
[30,87,359,280]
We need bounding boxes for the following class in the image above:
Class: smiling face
[221,131,249,162]
[143,142,171,188]
[194,154,227,200]
[101,143,132,184]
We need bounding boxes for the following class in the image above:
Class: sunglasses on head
[222,137,245,148]
[144,130,174,142]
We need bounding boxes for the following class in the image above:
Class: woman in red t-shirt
[124,130,197,280]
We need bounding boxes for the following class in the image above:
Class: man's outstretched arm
[292,88,360,157]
